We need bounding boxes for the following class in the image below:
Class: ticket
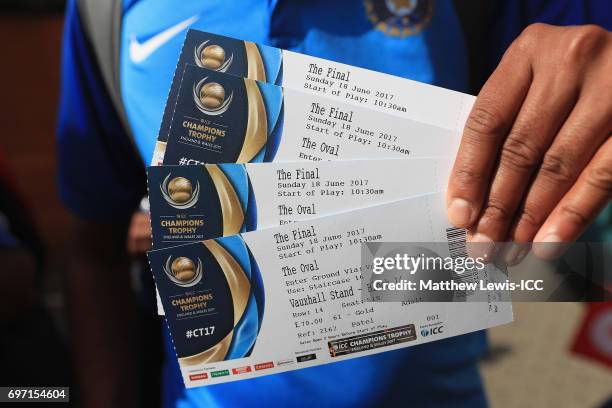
[147,158,451,248]
[157,30,474,150]
[147,193,513,387]
[152,64,462,166]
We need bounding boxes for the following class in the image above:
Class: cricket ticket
[147,158,451,248]
[147,193,513,387]
[152,64,463,166]
[157,29,475,149]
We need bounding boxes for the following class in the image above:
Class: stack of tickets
[146,30,513,387]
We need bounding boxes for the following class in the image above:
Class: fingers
[533,136,612,259]
[469,70,578,243]
[450,23,612,253]
[447,43,532,228]
[510,93,612,243]
[127,212,152,256]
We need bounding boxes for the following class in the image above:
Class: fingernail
[468,233,495,262]
[502,242,530,266]
[448,198,473,227]
[516,246,530,264]
[502,242,522,265]
[533,234,566,260]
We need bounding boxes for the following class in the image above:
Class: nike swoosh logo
[129,15,199,63]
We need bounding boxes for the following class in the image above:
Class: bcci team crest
[164,255,203,287]
[161,174,200,209]
[365,0,434,37]
[193,78,233,115]
[195,41,233,72]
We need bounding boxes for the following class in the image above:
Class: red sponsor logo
[189,372,208,381]
[232,366,252,375]
[254,361,274,371]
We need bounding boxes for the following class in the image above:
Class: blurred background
[0,1,610,407]
[0,0,71,390]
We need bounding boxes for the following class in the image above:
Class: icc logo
[160,174,200,209]
[163,256,203,287]
[193,78,233,115]
[195,41,233,72]
[364,0,434,37]
[421,326,444,337]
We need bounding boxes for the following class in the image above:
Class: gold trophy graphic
[163,255,203,287]
[171,257,197,282]
[195,41,234,72]
[161,174,200,209]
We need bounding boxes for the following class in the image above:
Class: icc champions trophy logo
[193,78,233,115]
[163,255,204,287]
[160,174,200,209]
[195,41,233,72]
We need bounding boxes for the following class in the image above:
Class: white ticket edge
[245,157,452,225]
[280,49,475,131]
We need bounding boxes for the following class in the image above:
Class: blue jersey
[57,1,611,407]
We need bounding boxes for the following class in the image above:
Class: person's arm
[447,23,611,262]
[57,1,146,406]
[64,218,139,407]
[60,88,141,408]
[127,209,153,257]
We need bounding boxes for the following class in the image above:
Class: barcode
[446,227,468,259]
[445,227,476,292]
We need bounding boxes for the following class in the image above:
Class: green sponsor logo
[211,369,230,378]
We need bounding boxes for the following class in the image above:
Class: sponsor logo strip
[296,353,317,363]
[210,369,230,378]
[188,373,208,381]
[231,366,252,375]
[328,324,417,357]
[254,362,274,371]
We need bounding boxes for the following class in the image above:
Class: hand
[447,23,612,262]
[126,211,152,256]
